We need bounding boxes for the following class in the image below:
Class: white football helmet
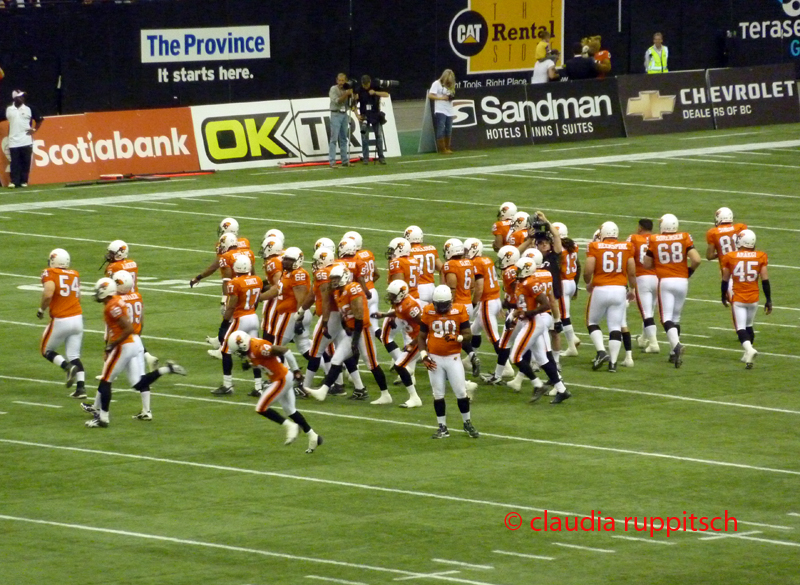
[715,207,734,226]
[386,237,411,259]
[510,211,530,232]
[404,225,424,244]
[312,247,335,270]
[338,238,358,258]
[443,238,464,260]
[432,285,453,314]
[496,245,520,270]
[592,229,601,242]
[599,221,619,240]
[315,237,335,251]
[522,248,544,267]
[386,279,410,305]
[551,222,568,238]
[228,330,251,357]
[94,277,117,301]
[282,246,304,270]
[343,230,363,250]
[48,248,71,269]
[106,239,129,262]
[265,229,284,246]
[218,233,238,254]
[464,238,483,259]
[218,218,239,237]
[497,202,518,220]
[233,255,252,275]
[660,214,679,234]
[111,270,134,294]
[737,229,756,249]
[515,257,537,280]
[260,237,283,259]
[329,264,352,287]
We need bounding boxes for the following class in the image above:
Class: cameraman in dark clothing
[355,75,389,165]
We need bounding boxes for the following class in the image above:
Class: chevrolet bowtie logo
[626,91,676,121]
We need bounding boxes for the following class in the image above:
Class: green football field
[1,123,799,585]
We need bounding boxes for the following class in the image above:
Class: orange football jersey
[120,291,144,335]
[394,295,423,339]
[389,256,421,298]
[410,243,440,285]
[516,272,551,316]
[722,250,768,304]
[106,259,139,292]
[502,266,518,305]
[492,220,512,242]
[421,302,470,356]
[355,249,377,291]
[216,237,251,257]
[648,233,695,279]
[505,229,528,247]
[706,223,747,262]
[226,274,263,318]
[338,256,359,278]
[104,296,134,346]
[559,247,580,281]
[587,240,635,287]
[41,267,82,318]
[471,256,501,301]
[276,268,310,313]
[334,281,370,329]
[246,338,289,382]
[219,248,256,273]
[627,234,656,277]
[263,255,283,285]
[442,259,474,304]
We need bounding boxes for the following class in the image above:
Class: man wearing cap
[3,90,44,188]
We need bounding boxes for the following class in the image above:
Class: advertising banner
[28,115,98,186]
[705,64,800,129]
[617,71,715,136]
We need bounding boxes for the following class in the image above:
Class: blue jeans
[361,120,384,161]
[434,112,453,139]
[329,111,349,166]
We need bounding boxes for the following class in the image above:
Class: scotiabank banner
[706,64,800,129]
[618,71,715,137]
[451,78,625,149]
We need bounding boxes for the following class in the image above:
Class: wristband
[456,335,463,343]
[420,350,429,359]
[687,267,695,278]
[195,274,203,282]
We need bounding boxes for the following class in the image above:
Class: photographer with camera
[329,73,353,169]
[428,69,456,154]
[355,75,389,165]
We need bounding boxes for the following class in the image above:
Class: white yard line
[699,530,762,541]
[449,176,488,181]
[787,513,800,518]
[680,132,761,140]
[398,155,488,164]
[594,164,631,168]
[735,151,771,156]
[377,182,413,187]
[146,201,180,206]
[431,560,493,570]
[15,211,54,216]
[348,185,374,190]
[412,179,449,184]
[394,571,462,582]
[12,401,63,409]
[0,319,207,346]
[702,154,738,159]
[306,576,369,585]
[220,194,258,200]
[671,157,800,170]
[737,520,794,531]
[560,166,596,171]
[688,297,800,312]
[610,535,675,546]
[552,543,615,553]
[491,550,555,560]
[767,148,800,153]
[69,207,97,212]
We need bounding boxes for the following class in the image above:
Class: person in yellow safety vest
[645,32,669,74]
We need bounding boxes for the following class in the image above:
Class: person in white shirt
[428,69,456,154]
[531,50,560,84]
[3,90,43,188]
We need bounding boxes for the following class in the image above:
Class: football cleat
[205,335,221,349]
[207,348,223,360]
[743,347,758,368]
[249,388,263,398]
[144,352,160,373]
[305,386,329,401]
[370,392,393,405]
[550,390,572,404]
[69,388,87,400]
[284,420,300,445]
[348,389,369,401]
[529,384,548,404]
[166,360,187,376]
[621,355,635,368]
[506,374,524,393]
[132,411,152,421]
[81,402,98,414]
[470,353,481,377]
[85,415,108,428]
[592,351,610,370]
[305,432,323,453]
[668,352,677,364]
[399,396,423,408]
[502,362,515,378]
[636,334,647,349]
[66,364,79,389]
[431,424,450,439]
[644,341,660,353]
[608,362,617,373]
[673,344,685,368]
[481,374,505,386]
[561,346,579,357]
[211,385,234,395]
[463,421,480,438]
[328,384,347,396]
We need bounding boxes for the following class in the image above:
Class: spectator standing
[531,50,559,84]
[428,69,456,154]
[328,73,353,169]
[645,33,669,74]
[3,90,43,188]
[558,43,599,81]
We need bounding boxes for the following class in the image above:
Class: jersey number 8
[657,242,684,264]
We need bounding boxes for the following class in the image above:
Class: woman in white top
[428,69,456,154]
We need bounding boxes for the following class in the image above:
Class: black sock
[303,351,311,361]
[344,356,359,374]
[135,370,161,389]
[218,319,230,343]
[663,320,676,333]
[622,331,632,352]
[322,364,343,388]
[71,359,85,389]
[260,408,286,425]
[289,411,312,433]
[643,317,655,328]
[385,341,399,354]
[395,365,413,387]
[515,360,537,380]
[222,353,233,376]
[307,356,321,373]
[433,398,446,418]
[675,323,681,336]
[737,329,749,344]
[746,326,755,343]
[472,335,482,350]
[497,347,511,366]
[541,360,561,386]
[371,366,388,391]
[98,381,112,411]
[456,397,471,414]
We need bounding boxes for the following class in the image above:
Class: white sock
[285,350,299,371]
[554,381,567,393]
[53,355,65,368]
[157,365,171,375]
[532,377,544,389]
[322,360,330,374]
[349,370,364,391]
[512,372,525,384]
[437,415,447,426]
[625,350,633,360]
[100,410,110,423]
[493,363,505,378]
[563,324,576,346]
[609,339,622,363]
[389,347,401,361]
[590,329,605,351]
[380,389,390,397]
[254,377,263,391]
[304,369,316,387]
[141,390,151,412]
[742,340,753,351]
[553,351,560,366]
[460,410,471,423]
[645,324,658,342]
[76,371,85,383]
[223,375,233,388]
[407,385,418,398]
[666,327,680,349]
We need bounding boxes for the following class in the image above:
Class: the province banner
[449,0,564,74]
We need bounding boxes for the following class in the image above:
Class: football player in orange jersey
[349,230,382,334]
[38,248,84,396]
[644,213,702,368]
[492,202,517,251]
[306,265,389,402]
[489,245,523,387]
[505,212,530,248]
[83,278,186,428]
[583,222,637,372]
[384,237,422,365]
[511,255,570,403]
[442,238,481,376]
[418,285,479,438]
[228,331,323,453]
[720,230,771,368]
[706,207,747,264]
[405,225,443,303]
[259,236,284,341]
[372,280,425,408]
[550,222,581,357]
[213,255,264,396]
[627,219,660,353]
